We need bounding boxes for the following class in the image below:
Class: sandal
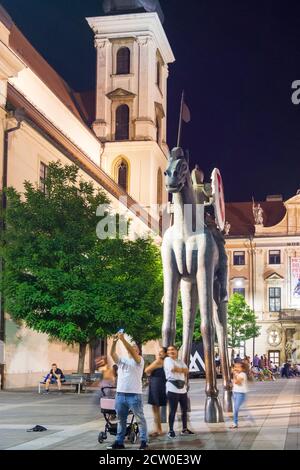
[149,432,160,437]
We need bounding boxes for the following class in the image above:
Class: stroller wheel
[129,430,137,444]
[98,432,107,444]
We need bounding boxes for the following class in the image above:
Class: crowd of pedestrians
[91,336,300,449]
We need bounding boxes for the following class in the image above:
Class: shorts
[44,375,65,384]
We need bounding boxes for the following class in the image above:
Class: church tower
[86,0,175,217]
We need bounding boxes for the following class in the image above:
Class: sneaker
[42,390,49,394]
[139,441,149,450]
[167,431,176,439]
[107,442,125,449]
[181,429,194,435]
[229,423,238,429]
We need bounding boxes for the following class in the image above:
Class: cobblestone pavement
[0,377,299,450]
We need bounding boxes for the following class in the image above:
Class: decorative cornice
[106,88,136,100]
[0,40,25,79]
[264,272,285,281]
[94,38,111,49]
[137,35,153,46]
[86,13,175,64]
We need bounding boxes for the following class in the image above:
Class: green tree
[227,293,260,358]
[1,162,162,372]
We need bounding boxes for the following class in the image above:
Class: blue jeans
[115,392,148,444]
[233,392,246,425]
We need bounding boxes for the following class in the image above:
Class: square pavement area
[0,377,299,450]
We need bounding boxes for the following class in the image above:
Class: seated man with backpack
[43,363,65,394]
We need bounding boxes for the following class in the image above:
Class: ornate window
[233,251,245,265]
[39,162,48,194]
[114,159,128,192]
[116,47,130,75]
[269,250,281,264]
[269,287,281,312]
[115,104,129,141]
[157,168,163,206]
[268,350,280,367]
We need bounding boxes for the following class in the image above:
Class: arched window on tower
[116,47,130,75]
[117,160,128,192]
[157,168,163,207]
[115,104,129,140]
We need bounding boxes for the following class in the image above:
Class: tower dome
[102,0,164,23]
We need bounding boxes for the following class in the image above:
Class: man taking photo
[108,332,148,450]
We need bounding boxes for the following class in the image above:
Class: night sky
[2,0,300,202]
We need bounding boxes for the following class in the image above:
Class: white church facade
[0,1,174,388]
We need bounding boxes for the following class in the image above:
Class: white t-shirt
[116,357,144,394]
[232,372,248,393]
[164,357,187,394]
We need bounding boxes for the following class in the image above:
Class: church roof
[8,23,89,127]
[225,201,286,237]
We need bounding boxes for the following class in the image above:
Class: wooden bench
[38,374,86,394]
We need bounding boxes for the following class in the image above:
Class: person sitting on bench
[44,363,65,394]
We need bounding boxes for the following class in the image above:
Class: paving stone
[0,377,299,450]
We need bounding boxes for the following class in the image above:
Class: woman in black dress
[145,347,167,437]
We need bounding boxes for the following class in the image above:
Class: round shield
[211,168,225,231]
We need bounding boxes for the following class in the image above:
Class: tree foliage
[1,162,163,371]
[227,293,260,349]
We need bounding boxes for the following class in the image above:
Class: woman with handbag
[145,347,168,437]
[164,345,194,439]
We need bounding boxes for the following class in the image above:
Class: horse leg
[213,281,233,412]
[197,263,224,423]
[162,250,180,347]
[180,280,198,368]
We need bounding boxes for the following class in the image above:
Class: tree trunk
[78,343,87,373]
[136,341,142,356]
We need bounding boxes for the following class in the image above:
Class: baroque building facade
[225,194,300,367]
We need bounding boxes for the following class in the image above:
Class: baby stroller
[98,386,139,444]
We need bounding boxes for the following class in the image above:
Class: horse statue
[161,147,232,423]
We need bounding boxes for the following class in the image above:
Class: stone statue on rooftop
[224,221,231,236]
[252,201,264,225]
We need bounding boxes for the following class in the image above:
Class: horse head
[164,147,190,193]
